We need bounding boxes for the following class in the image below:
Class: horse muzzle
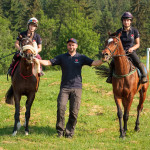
[102,52,111,62]
[23,53,34,63]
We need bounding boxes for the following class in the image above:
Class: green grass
[0,65,150,150]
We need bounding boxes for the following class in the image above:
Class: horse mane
[109,31,122,38]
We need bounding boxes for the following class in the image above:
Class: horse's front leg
[24,93,35,135]
[115,97,125,138]
[122,95,134,135]
[12,94,21,136]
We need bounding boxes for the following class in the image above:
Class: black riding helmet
[121,12,133,21]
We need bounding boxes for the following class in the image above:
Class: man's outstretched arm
[34,58,52,66]
[91,59,103,66]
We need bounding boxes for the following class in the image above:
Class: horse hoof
[119,135,125,139]
[12,131,17,136]
[119,133,125,139]
[17,122,21,130]
[25,131,29,136]
[134,127,140,132]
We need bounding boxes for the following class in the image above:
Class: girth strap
[113,68,137,78]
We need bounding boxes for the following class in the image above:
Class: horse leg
[123,110,129,135]
[135,88,147,131]
[122,96,133,135]
[24,93,35,135]
[12,94,21,136]
[115,97,125,138]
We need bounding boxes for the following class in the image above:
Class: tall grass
[0,66,150,150]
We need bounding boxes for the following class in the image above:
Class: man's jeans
[56,88,82,137]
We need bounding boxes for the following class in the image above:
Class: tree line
[0,0,150,74]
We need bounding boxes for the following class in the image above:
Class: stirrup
[7,68,12,76]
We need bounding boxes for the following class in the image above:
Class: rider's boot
[7,52,21,76]
[106,61,114,83]
[7,59,16,76]
[138,63,148,84]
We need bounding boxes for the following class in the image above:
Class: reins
[19,58,33,80]
[0,52,16,60]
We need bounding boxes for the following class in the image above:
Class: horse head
[18,34,33,48]
[102,32,122,62]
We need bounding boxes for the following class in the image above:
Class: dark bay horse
[102,32,149,138]
[5,37,40,136]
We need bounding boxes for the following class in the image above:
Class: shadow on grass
[0,125,56,136]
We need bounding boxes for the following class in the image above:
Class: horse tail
[5,85,14,105]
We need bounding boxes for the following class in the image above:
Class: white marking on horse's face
[108,38,113,44]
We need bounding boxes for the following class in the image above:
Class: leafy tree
[0,17,14,74]
[0,0,2,16]
[25,0,42,20]
[37,12,58,59]
[56,9,100,58]
[94,7,115,50]
[131,0,150,55]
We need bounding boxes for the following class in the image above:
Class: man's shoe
[57,133,63,138]
[65,134,72,138]
[106,76,112,83]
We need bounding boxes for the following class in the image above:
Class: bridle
[105,36,130,58]
[19,36,35,63]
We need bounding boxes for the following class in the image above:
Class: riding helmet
[27,17,38,27]
[121,12,133,21]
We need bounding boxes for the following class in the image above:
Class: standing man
[34,38,103,138]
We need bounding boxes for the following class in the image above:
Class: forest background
[0,0,150,73]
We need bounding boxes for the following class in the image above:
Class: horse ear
[108,31,111,36]
[118,31,122,38]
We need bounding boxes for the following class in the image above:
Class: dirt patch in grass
[87,105,104,116]
[97,128,106,133]
[48,81,60,86]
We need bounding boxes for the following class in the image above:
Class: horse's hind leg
[135,87,147,131]
[12,94,21,136]
[24,93,35,135]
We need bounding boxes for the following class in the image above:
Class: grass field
[0,65,150,150]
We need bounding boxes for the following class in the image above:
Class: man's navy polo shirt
[17,30,42,45]
[116,27,139,51]
[50,52,94,89]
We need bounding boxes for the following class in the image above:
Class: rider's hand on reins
[128,48,134,53]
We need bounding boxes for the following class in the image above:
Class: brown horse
[5,37,40,136]
[102,32,149,138]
